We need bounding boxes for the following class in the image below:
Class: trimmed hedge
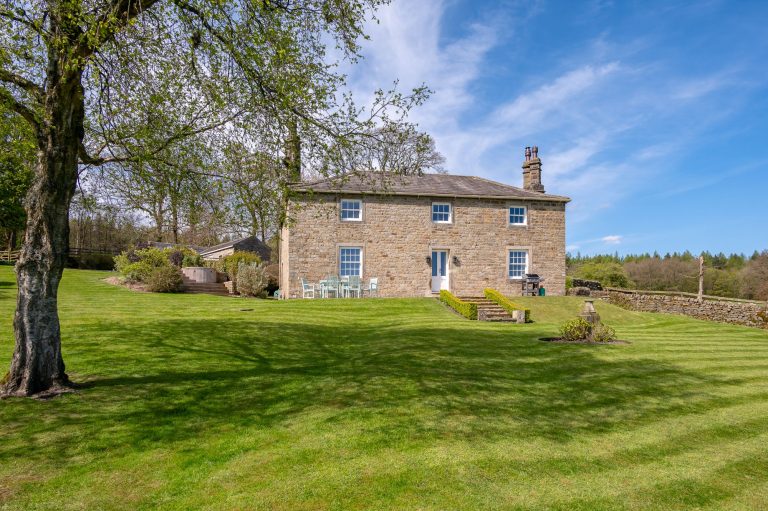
[439,290,478,320]
[484,288,531,322]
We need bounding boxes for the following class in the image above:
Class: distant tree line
[567,251,768,301]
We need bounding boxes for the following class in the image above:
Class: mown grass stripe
[1,268,768,510]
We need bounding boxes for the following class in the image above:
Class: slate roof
[200,235,272,261]
[291,172,570,202]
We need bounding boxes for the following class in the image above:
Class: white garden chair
[323,275,340,298]
[301,278,315,299]
[365,277,378,297]
[347,276,362,298]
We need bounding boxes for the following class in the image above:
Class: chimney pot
[522,145,545,193]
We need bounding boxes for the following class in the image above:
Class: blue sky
[342,0,768,256]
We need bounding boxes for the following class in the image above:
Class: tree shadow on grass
[0,315,745,469]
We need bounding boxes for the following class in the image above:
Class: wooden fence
[1,247,121,264]
[69,247,123,257]
[0,250,20,263]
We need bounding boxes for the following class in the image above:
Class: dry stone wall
[283,193,567,299]
[604,289,768,329]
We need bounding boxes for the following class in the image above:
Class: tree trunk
[171,206,179,244]
[2,70,83,397]
[153,205,164,242]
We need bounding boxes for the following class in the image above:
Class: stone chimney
[522,145,545,193]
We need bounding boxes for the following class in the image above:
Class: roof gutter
[290,188,571,203]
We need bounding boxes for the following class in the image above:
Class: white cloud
[602,235,623,245]
[672,73,735,101]
[491,63,619,126]
[349,0,498,127]
[341,0,750,229]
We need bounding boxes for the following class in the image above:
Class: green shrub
[236,262,269,297]
[565,276,573,291]
[559,318,592,342]
[217,251,262,282]
[574,262,633,289]
[168,250,184,267]
[114,247,175,285]
[136,247,171,268]
[264,263,280,296]
[145,266,183,293]
[591,323,617,343]
[439,290,478,320]
[182,253,204,267]
[120,261,154,283]
[167,246,204,267]
[484,288,531,322]
[113,253,132,274]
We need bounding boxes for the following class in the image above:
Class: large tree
[0,0,429,397]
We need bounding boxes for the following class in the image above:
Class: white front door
[431,250,449,292]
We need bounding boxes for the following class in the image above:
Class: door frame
[431,249,450,293]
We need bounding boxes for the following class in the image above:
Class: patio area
[300,276,378,299]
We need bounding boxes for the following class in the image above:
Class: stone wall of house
[282,193,567,299]
[603,289,768,329]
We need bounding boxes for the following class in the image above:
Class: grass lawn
[2,267,768,510]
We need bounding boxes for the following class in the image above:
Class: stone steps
[457,296,516,322]
[182,277,230,296]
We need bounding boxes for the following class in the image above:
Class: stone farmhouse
[278,147,570,299]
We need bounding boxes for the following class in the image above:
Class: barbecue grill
[521,274,544,296]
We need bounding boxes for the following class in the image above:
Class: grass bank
[1,268,767,510]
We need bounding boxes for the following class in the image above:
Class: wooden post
[698,255,705,302]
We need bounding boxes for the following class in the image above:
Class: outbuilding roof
[291,172,570,202]
[200,235,271,261]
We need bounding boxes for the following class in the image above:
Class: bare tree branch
[0,68,44,99]
[0,6,46,36]
[78,0,163,58]
[80,109,241,166]
[0,85,41,133]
